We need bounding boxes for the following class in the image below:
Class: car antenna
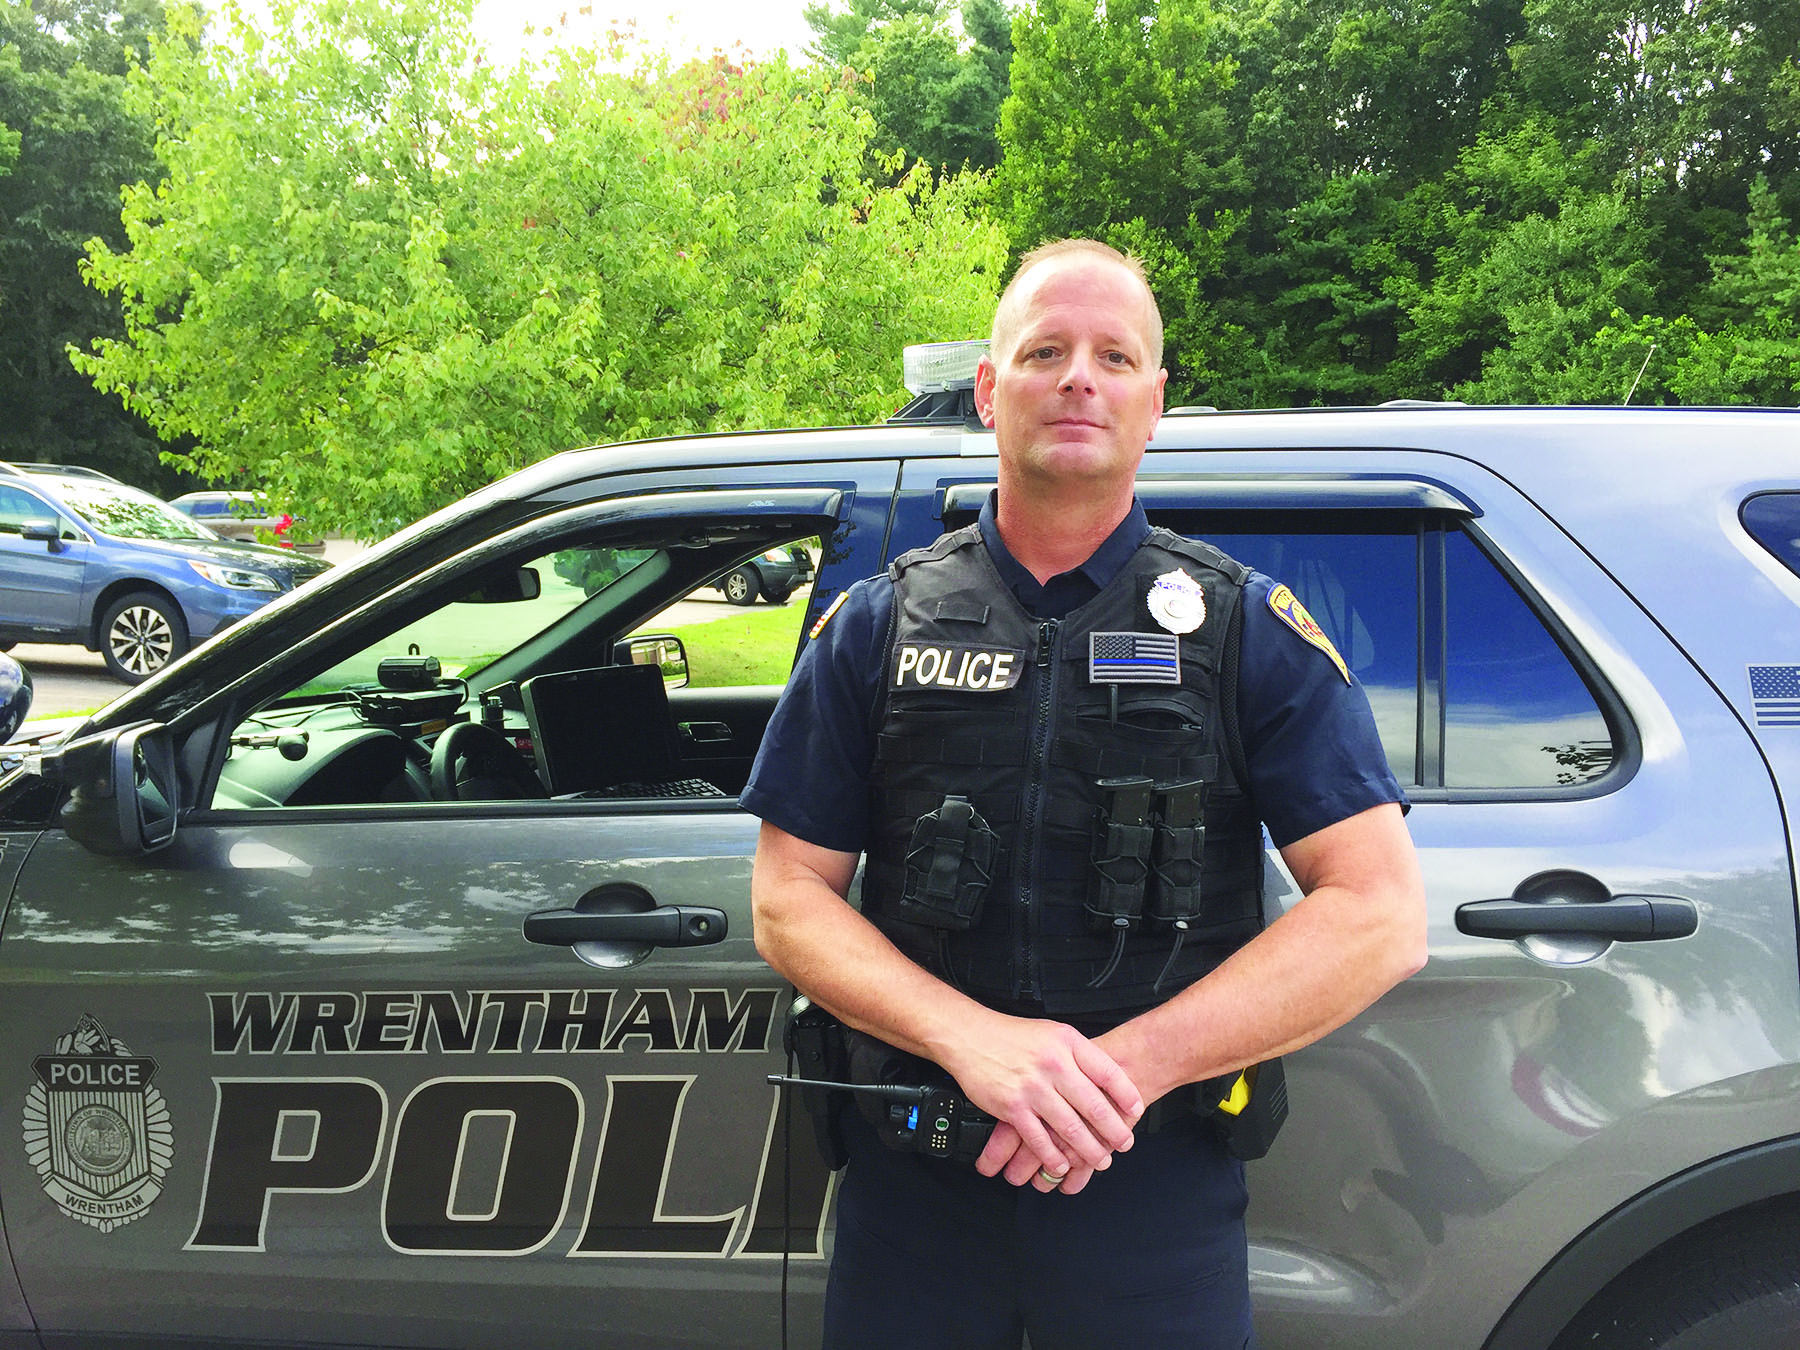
[1624,343,1657,405]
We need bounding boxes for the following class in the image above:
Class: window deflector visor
[939,476,1480,519]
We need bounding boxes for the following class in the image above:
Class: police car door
[910,451,1793,1350]
[0,481,893,1350]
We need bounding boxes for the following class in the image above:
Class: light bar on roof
[902,340,988,395]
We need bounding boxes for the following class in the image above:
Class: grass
[656,601,809,688]
[22,704,101,728]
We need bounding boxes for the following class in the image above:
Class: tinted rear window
[1742,493,1800,579]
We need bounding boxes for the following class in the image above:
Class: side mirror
[20,520,64,551]
[51,722,179,856]
[461,566,541,604]
[0,654,31,742]
[612,633,689,689]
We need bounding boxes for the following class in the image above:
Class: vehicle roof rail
[1378,399,1470,409]
[12,462,123,482]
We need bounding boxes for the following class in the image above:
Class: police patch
[808,590,849,640]
[22,1014,173,1233]
[1268,583,1350,683]
[892,643,1024,691]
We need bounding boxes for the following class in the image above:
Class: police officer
[743,239,1426,1348]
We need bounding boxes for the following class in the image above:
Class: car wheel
[1552,1205,1800,1349]
[722,567,760,606]
[99,592,188,684]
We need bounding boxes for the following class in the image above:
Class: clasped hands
[943,1013,1148,1197]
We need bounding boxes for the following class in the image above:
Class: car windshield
[58,481,218,541]
[293,545,658,696]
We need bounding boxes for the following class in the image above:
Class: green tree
[805,0,1011,171]
[995,0,1252,398]
[0,0,173,488]
[990,0,1800,410]
[993,0,1527,407]
[1507,0,1800,315]
[805,0,944,65]
[1646,177,1800,403]
[75,0,1004,537]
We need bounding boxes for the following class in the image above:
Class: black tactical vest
[860,524,1266,1022]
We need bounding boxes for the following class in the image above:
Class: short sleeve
[1236,572,1406,848]
[738,577,893,854]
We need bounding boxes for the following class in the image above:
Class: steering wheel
[429,720,548,801]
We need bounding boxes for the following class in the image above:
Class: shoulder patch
[808,590,850,640]
[1267,583,1349,683]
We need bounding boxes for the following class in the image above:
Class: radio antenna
[1625,343,1657,405]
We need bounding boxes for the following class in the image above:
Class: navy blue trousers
[822,1104,1254,1350]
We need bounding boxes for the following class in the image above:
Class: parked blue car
[0,463,328,683]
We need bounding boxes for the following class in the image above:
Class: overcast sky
[469,0,821,66]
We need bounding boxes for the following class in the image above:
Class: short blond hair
[989,239,1165,368]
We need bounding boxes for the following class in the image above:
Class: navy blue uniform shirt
[742,495,1404,855]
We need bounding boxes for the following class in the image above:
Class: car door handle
[678,721,734,744]
[522,906,727,947]
[1455,896,1697,942]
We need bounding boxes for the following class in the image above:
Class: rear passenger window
[1195,521,1419,784]
[1742,493,1800,579]
[1444,531,1613,788]
[1171,512,1617,794]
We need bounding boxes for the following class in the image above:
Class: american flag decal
[1089,631,1180,684]
[1748,665,1800,727]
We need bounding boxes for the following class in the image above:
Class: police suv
[0,345,1797,1350]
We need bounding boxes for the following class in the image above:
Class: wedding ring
[1035,1167,1067,1188]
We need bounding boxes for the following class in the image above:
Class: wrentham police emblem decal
[22,1014,173,1232]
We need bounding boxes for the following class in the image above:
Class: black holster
[783,997,851,1170]
[1197,1060,1289,1161]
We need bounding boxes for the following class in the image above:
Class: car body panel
[0,531,88,636]
[0,831,37,1346]
[0,815,820,1349]
[0,409,1794,1348]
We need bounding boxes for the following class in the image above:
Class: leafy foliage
[994,0,1800,410]
[0,0,175,488]
[75,0,1004,537]
[34,0,1800,543]
[804,0,1011,172]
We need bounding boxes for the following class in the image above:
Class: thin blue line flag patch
[1748,664,1800,727]
[1090,631,1180,684]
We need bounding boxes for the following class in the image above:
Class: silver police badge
[1147,569,1206,635]
[22,1014,173,1232]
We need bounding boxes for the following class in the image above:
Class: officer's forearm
[1097,802,1426,1103]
